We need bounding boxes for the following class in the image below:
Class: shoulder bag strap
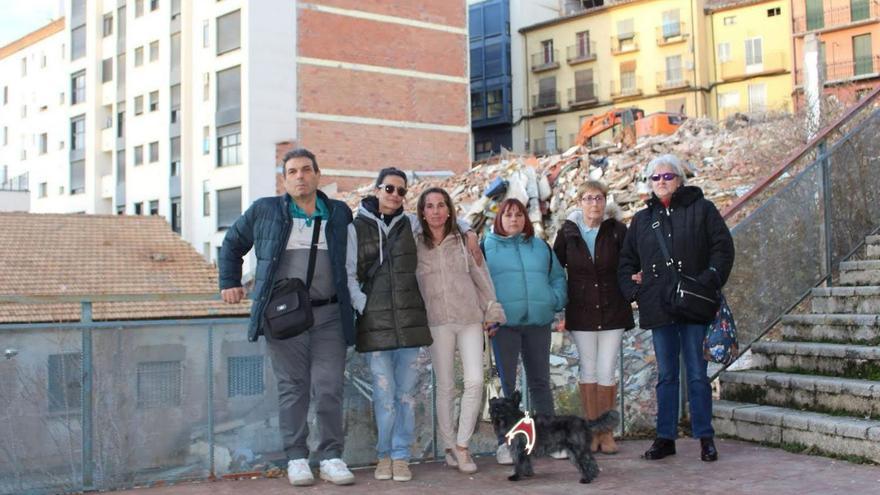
[304,217,322,289]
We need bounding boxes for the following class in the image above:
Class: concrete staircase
[713,234,880,463]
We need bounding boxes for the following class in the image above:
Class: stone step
[810,286,880,314]
[867,235,880,259]
[750,341,880,380]
[781,313,880,345]
[713,400,880,463]
[719,370,880,419]
[839,260,880,286]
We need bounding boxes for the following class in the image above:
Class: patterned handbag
[703,294,739,365]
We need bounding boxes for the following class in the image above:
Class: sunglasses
[378,184,408,197]
[651,173,678,182]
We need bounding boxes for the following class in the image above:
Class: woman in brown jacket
[415,187,506,474]
[553,180,635,454]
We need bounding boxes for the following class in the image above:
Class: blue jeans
[369,347,420,461]
[651,323,714,439]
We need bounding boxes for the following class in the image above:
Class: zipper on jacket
[263,199,295,333]
[516,240,530,322]
[387,224,402,345]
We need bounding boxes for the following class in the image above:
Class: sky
[0,0,63,47]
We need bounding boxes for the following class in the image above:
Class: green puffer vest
[353,214,432,352]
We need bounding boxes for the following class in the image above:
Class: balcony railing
[567,84,599,107]
[530,50,560,72]
[719,50,788,81]
[610,77,643,99]
[793,2,880,34]
[656,69,693,91]
[532,136,561,155]
[610,34,639,55]
[531,92,561,113]
[566,41,597,64]
[796,55,880,85]
[656,22,688,45]
[0,172,28,192]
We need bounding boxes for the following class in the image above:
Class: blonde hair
[577,180,609,200]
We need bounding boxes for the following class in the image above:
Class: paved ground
[105,439,880,495]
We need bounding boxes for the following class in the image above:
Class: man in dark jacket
[219,149,355,487]
[618,154,734,464]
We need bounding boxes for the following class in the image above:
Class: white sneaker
[286,458,314,486]
[550,449,569,460]
[496,444,513,465]
[319,458,356,485]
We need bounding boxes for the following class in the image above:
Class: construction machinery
[574,107,685,148]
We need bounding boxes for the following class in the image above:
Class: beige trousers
[429,323,484,449]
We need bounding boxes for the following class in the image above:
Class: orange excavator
[575,107,686,148]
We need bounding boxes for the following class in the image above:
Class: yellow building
[707,0,793,119]
[520,0,714,153]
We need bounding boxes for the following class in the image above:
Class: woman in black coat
[618,154,734,463]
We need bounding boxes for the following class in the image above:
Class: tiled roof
[0,212,250,323]
[704,0,774,13]
[0,19,65,60]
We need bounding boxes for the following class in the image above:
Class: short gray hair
[645,154,687,185]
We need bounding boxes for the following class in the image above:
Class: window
[723,16,736,25]
[116,148,126,181]
[150,0,159,11]
[620,61,636,92]
[102,58,113,83]
[2,126,6,146]
[484,43,502,77]
[71,26,86,60]
[203,126,210,154]
[70,115,85,151]
[40,53,47,68]
[575,31,591,57]
[149,199,159,215]
[228,356,265,397]
[39,182,48,198]
[617,18,634,39]
[48,353,82,413]
[806,0,823,30]
[2,86,7,104]
[767,7,781,17]
[665,55,683,83]
[216,66,241,125]
[117,206,125,215]
[135,202,143,214]
[745,38,763,71]
[149,90,159,111]
[135,46,144,66]
[39,133,48,154]
[203,180,211,216]
[217,187,241,230]
[719,91,740,109]
[575,69,595,102]
[118,53,126,87]
[661,10,680,38]
[217,10,241,54]
[541,40,554,64]
[486,89,503,118]
[134,95,144,115]
[203,72,210,101]
[103,14,114,36]
[853,34,873,76]
[70,160,85,194]
[170,137,180,176]
[537,76,557,107]
[171,85,180,123]
[748,83,767,111]
[149,41,159,62]
[71,71,85,104]
[203,20,210,48]
[718,42,731,63]
[135,0,144,17]
[117,110,125,138]
[137,361,181,409]
[852,0,870,22]
[149,141,159,162]
[171,197,181,233]
[217,129,241,166]
[470,47,483,79]
[471,92,484,120]
[134,145,144,165]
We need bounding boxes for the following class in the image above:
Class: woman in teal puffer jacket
[483,198,567,421]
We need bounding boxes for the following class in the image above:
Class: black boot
[700,437,718,462]
[643,438,676,460]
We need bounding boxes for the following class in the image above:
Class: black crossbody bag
[651,210,720,323]
[264,217,324,340]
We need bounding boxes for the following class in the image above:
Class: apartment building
[0,0,470,269]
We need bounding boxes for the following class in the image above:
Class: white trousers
[570,329,624,386]
[428,323,484,449]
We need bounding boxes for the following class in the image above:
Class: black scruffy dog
[489,391,619,484]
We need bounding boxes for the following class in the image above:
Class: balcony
[610,77,643,99]
[531,50,559,72]
[796,55,880,86]
[532,136,561,155]
[793,2,880,35]
[720,50,788,81]
[656,22,689,46]
[531,92,561,114]
[566,41,597,65]
[101,127,115,152]
[611,34,639,55]
[567,84,599,108]
[656,69,694,92]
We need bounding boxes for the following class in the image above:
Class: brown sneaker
[374,458,392,480]
[452,446,478,474]
[391,460,412,482]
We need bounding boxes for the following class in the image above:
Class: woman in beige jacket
[415,187,506,474]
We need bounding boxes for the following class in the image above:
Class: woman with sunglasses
[481,198,567,464]
[552,180,634,454]
[413,187,506,474]
[346,168,479,482]
[618,154,734,463]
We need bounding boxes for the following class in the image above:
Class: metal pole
[819,140,833,285]
[208,325,214,476]
[80,302,94,491]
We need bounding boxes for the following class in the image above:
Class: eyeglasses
[651,173,678,182]
[378,184,408,197]
[581,194,605,204]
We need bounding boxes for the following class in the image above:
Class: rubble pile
[342,112,819,240]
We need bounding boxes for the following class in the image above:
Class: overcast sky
[0,0,63,47]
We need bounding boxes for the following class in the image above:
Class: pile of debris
[342,112,819,240]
